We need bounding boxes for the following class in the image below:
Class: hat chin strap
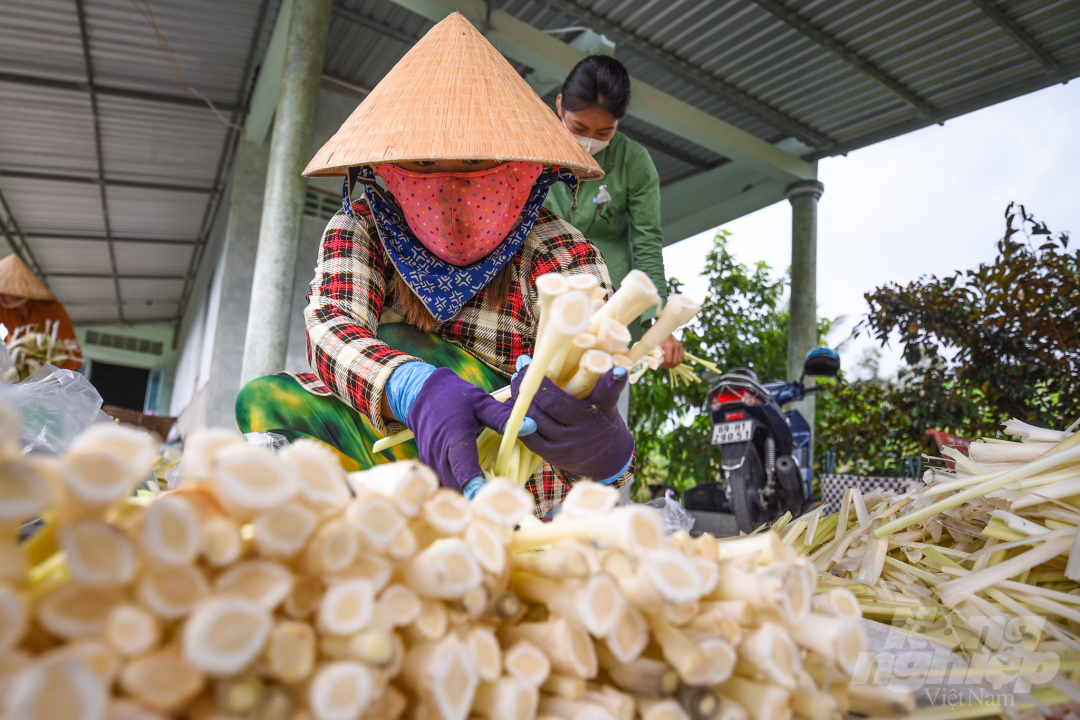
[0,296,29,310]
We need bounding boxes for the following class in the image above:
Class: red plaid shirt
[295,198,634,515]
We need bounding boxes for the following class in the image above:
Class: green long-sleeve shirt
[544,131,666,339]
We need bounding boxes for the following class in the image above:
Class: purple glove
[510,367,634,482]
[407,368,515,492]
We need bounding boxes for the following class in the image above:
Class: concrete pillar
[785,179,824,460]
[240,0,333,385]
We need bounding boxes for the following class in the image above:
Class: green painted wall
[73,323,179,416]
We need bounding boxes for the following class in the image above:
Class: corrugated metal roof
[2,0,1077,324]
[0,0,272,323]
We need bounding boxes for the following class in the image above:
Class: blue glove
[386,362,537,435]
[463,476,486,499]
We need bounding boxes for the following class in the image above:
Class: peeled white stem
[603,602,650,664]
[104,603,160,656]
[542,672,586,699]
[648,615,734,686]
[405,538,482,599]
[638,698,689,720]
[119,649,204,713]
[318,578,375,635]
[558,334,598,383]
[309,661,375,720]
[716,677,791,720]
[280,438,353,510]
[504,640,552,687]
[345,495,406,552]
[253,503,318,558]
[320,628,396,667]
[496,290,591,475]
[182,596,271,675]
[400,635,480,720]
[534,273,572,349]
[213,559,294,610]
[846,684,914,718]
[511,549,591,580]
[582,686,634,720]
[788,614,866,677]
[501,618,597,679]
[406,598,449,641]
[562,351,614,399]
[511,506,664,558]
[589,270,660,332]
[472,677,540,720]
[464,626,502,682]
[539,695,616,720]
[345,461,438,516]
[263,620,315,683]
[60,521,136,586]
[140,495,200,566]
[626,296,702,364]
[512,572,625,637]
[733,623,799,689]
[422,488,474,536]
[598,651,678,698]
[596,318,631,354]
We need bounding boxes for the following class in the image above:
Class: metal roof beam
[751,0,933,115]
[616,126,721,171]
[0,186,47,279]
[0,71,243,113]
[331,4,422,46]
[48,273,187,281]
[375,0,816,183]
[521,0,832,148]
[808,58,1080,160]
[968,0,1058,70]
[74,0,124,323]
[24,233,196,246]
[0,170,213,195]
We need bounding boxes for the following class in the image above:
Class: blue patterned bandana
[342,165,579,322]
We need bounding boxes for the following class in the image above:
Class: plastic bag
[0,364,112,454]
[646,489,695,534]
[243,431,290,451]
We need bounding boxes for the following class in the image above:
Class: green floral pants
[235,324,507,472]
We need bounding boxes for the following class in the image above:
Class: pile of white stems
[0,398,900,720]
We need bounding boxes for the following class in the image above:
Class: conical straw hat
[304,13,603,180]
[0,255,54,301]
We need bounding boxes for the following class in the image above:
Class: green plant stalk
[935,533,1073,608]
[874,443,1080,537]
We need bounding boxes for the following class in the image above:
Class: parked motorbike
[683,347,841,533]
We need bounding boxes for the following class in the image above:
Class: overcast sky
[663,79,1080,380]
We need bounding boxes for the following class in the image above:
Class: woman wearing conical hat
[0,255,82,372]
[236,13,634,515]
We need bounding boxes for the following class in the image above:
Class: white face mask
[572,133,611,156]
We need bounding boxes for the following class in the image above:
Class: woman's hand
[511,365,634,483]
[659,335,685,369]
[386,364,533,492]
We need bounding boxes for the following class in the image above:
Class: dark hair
[560,55,631,120]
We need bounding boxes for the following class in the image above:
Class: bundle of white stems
[775,416,1080,716]
[374,271,703,486]
[0,396,898,720]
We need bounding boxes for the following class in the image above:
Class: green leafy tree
[816,204,1078,475]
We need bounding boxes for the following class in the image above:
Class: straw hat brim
[0,254,55,301]
[304,13,603,181]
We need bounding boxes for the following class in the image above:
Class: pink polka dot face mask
[376,162,544,266]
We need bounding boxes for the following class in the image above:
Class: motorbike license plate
[711,420,752,445]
